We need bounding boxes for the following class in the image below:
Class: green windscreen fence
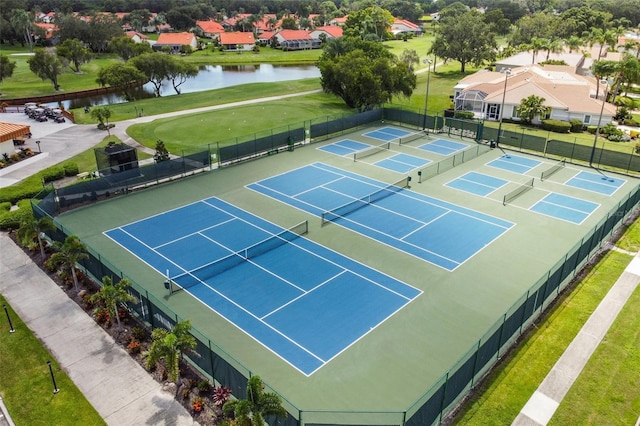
[218,127,305,164]
[310,109,383,141]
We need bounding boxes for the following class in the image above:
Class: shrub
[569,119,583,133]
[63,162,79,176]
[132,326,147,341]
[607,133,631,142]
[41,167,65,183]
[212,386,232,407]
[453,110,474,119]
[541,119,571,133]
[614,106,633,121]
[127,340,141,354]
[636,141,640,153]
[623,118,640,127]
[601,123,622,137]
[0,199,34,230]
[197,380,211,393]
[586,125,598,134]
[192,396,205,413]
[94,307,110,325]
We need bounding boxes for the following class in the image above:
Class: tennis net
[398,131,425,145]
[321,177,409,225]
[170,220,308,292]
[503,178,534,205]
[540,158,566,181]
[353,141,391,161]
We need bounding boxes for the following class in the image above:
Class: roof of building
[156,32,196,45]
[219,32,255,45]
[392,19,419,29]
[312,26,343,38]
[125,31,149,40]
[496,51,585,68]
[276,30,313,40]
[0,122,31,144]
[457,65,616,116]
[258,31,276,40]
[196,20,224,34]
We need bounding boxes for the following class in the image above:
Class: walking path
[512,250,640,425]
[0,232,196,425]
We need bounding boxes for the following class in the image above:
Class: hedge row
[541,119,571,133]
[0,162,78,205]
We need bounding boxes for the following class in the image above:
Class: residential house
[310,26,343,41]
[453,65,616,126]
[219,32,255,51]
[154,32,198,52]
[390,19,422,37]
[35,12,56,23]
[195,20,225,39]
[125,31,150,44]
[328,16,348,26]
[274,30,319,50]
[33,22,59,45]
[257,31,276,45]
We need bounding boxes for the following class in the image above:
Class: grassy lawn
[71,78,323,123]
[453,220,640,425]
[0,295,105,425]
[126,91,351,151]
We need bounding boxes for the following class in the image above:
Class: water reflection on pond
[62,64,320,109]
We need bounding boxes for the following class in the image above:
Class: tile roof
[312,26,343,38]
[156,32,196,45]
[125,31,149,40]
[219,32,255,45]
[196,20,224,34]
[277,30,313,40]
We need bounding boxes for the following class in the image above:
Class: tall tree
[344,6,394,41]
[429,10,497,73]
[592,59,618,100]
[222,375,287,426]
[399,49,419,71]
[516,95,551,124]
[90,106,113,134]
[90,276,136,329]
[56,38,92,73]
[96,63,145,100]
[317,37,416,110]
[49,235,88,291]
[28,48,64,91]
[109,36,152,61]
[16,216,55,260]
[0,55,17,90]
[144,320,196,383]
[10,9,34,52]
[129,52,174,97]
[167,60,198,95]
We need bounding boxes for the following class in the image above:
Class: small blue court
[317,139,370,157]
[530,193,599,224]
[363,126,412,142]
[247,163,514,271]
[417,139,468,156]
[374,153,431,173]
[565,171,626,195]
[488,154,542,174]
[446,171,508,196]
[104,197,421,376]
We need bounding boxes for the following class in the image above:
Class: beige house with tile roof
[454,65,616,126]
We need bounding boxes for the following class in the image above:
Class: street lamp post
[47,360,60,394]
[422,58,433,130]
[496,68,512,147]
[3,305,15,333]
[589,79,610,167]
[35,140,41,153]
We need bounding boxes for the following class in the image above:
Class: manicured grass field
[71,79,324,123]
[0,295,105,425]
[453,221,640,425]
[125,91,351,151]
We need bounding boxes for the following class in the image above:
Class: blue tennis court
[565,171,626,195]
[446,171,508,196]
[487,154,542,174]
[247,163,514,271]
[530,193,599,224]
[374,153,431,173]
[363,126,412,142]
[104,197,421,376]
[418,139,468,156]
[318,139,370,156]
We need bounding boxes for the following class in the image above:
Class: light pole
[496,68,512,147]
[589,79,610,167]
[47,360,60,394]
[422,58,433,130]
[35,140,41,153]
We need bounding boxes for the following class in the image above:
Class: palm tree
[144,320,196,383]
[90,276,136,328]
[399,49,419,71]
[222,375,287,425]
[527,37,546,64]
[516,95,551,124]
[592,59,618,99]
[16,216,56,260]
[10,10,34,52]
[544,38,564,61]
[49,235,88,291]
[565,35,583,53]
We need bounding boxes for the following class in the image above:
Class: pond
[58,64,321,109]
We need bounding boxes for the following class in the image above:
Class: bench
[76,172,90,179]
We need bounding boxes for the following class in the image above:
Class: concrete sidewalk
[512,250,640,425]
[0,233,196,425]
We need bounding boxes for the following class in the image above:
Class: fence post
[496,313,506,358]
[519,290,530,336]
[439,372,450,423]
[470,339,481,388]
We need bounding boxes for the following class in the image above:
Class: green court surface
[54,126,640,424]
